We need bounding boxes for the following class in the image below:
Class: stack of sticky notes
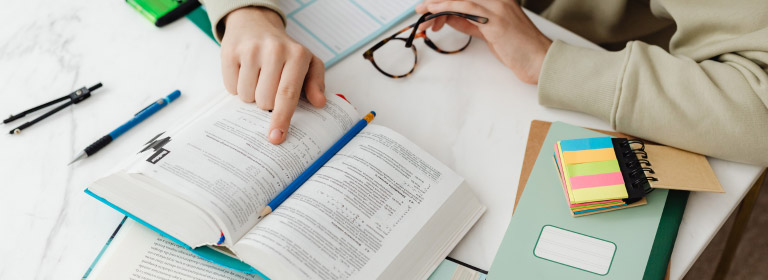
[554,137,645,216]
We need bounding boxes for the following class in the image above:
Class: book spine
[643,190,690,280]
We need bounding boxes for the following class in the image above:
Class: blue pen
[68,90,181,165]
[258,111,376,218]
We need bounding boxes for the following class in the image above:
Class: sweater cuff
[538,40,631,123]
[203,0,285,42]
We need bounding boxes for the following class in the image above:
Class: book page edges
[572,198,647,217]
[84,187,262,275]
[379,183,486,279]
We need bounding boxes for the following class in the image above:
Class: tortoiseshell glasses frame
[363,12,489,78]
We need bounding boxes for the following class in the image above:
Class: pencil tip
[68,152,86,166]
[259,207,273,219]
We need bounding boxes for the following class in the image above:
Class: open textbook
[86,94,486,279]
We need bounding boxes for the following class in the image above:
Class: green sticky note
[566,160,621,177]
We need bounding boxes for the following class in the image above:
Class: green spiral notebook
[487,122,688,279]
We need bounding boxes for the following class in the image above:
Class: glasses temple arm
[423,12,488,24]
[367,12,488,54]
[405,13,431,47]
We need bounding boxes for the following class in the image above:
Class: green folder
[186,6,217,43]
[487,122,688,279]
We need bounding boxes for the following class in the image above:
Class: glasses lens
[372,38,415,77]
[425,22,471,52]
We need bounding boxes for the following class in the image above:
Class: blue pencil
[258,111,376,218]
[68,90,181,165]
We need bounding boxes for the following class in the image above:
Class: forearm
[198,0,285,41]
[539,40,768,166]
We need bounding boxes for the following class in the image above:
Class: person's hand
[221,7,326,144]
[416,0,552,84]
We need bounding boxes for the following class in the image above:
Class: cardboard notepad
[644,144,723,192]
[517,121,723,209]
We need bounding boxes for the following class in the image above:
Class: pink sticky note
[570,172,625,190]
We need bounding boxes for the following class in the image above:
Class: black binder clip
[4,83,102,134]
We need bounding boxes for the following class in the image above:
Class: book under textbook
[85,94,486,280]
[82,218,488,280]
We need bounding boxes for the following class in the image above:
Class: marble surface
[0,1,762,279]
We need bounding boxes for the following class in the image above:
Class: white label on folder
[534,225,616,275]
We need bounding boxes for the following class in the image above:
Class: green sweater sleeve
[538,39,768,166]
[198,0,285,42]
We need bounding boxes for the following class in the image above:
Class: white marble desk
[0,1,762,279]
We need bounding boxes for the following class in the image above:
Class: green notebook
[487,122,687,279]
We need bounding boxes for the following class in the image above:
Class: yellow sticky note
[563,148,616,165]
[571,184,628,204]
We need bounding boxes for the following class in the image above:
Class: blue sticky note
[560,137,614,152]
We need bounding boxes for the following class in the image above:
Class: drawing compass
[4,83,102,134]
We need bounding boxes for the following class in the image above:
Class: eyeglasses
[363,12,488,78]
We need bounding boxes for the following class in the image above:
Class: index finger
[268,51,312,144]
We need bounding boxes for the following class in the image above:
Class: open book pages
[87,94,486,279]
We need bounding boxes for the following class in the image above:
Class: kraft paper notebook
[85,94,485,280]
[516,121,722,207]
[82,218,488,280]
[489,121,689,279]
[553,136,722,210]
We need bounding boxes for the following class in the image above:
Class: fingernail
[269,129,283,141]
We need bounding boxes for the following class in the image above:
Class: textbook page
[126,95,358,244]
[233,125,463,279]
[86,219,264,280]
[279,0,421,66]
